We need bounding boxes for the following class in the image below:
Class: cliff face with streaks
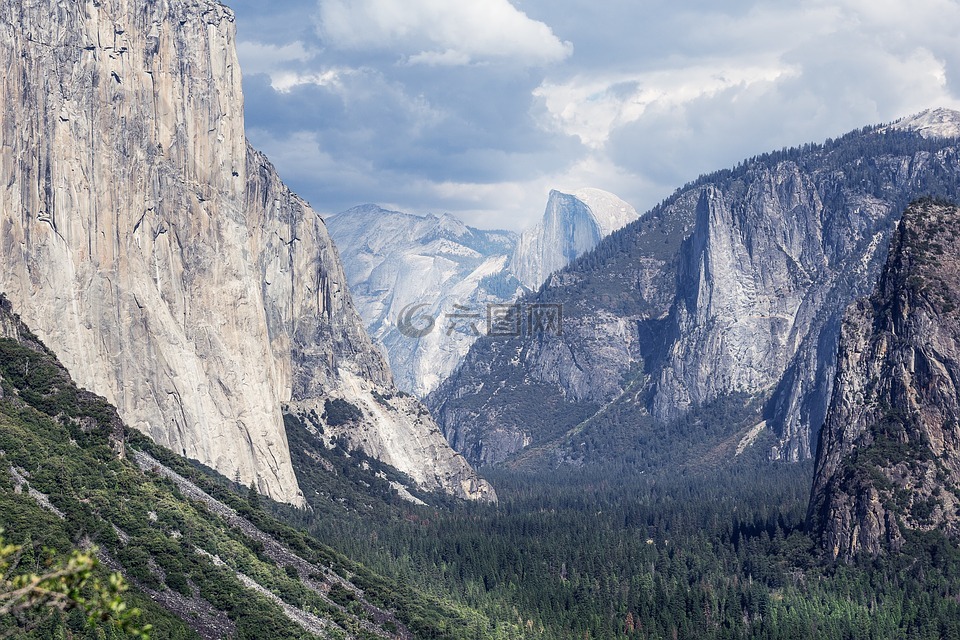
[0,0,493,504]
[809,199,960,560]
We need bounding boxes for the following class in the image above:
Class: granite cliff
[326,205,521,397]
[0,0,492,504]
[428,111,960,468]
[808,199,960,560]
[509,188,639,290]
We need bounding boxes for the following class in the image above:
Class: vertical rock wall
[0,0,494,504]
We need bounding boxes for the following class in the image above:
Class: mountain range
[4,0,960,635]
[326,189,638,397]
[427,108,960,469]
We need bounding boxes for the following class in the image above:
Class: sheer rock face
[653,166,896,462]
[245,151,393,399]
[509,189,639,290]
[808,200,960,560]
[0,0,493,504]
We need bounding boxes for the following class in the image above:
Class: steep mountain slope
[808,198,960,560]
[327,190,638,397]
[326,206,520,397]
[428,114,960,467]
[0,0,490,502]
[0,295,503,638]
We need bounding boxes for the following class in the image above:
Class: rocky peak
[432,212,471,238]
[808,198,960,560]
[509,189,640,289]
[572,188,640,237]
[888,107,960,139]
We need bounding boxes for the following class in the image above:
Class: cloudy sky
[226,0,960,231]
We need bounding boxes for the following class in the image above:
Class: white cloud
[833,0,960,33]
[245,128,553,231]
[268,69,347,93]
[530,0,960,169]
[234,0,960,233]
[317,0,573,66]
[406,49,473,67]
[534,60,798,148]
[419,152,662,231]
[235,41,344,92]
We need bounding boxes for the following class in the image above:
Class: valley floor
[275,427,960,640]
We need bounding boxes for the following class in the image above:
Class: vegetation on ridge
[0,301,503,638]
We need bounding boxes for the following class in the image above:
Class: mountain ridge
[427,111,960,468]
[327,188,640,397]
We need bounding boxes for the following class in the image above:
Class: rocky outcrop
[509,189,639,289]
[327,190,638,398]
[428,115,960,467]
[0,0,493,504]
[886,107,960,139]
[286,372,497,503]
[653,165,897,462]
[655,115,960,462]
[808,199,960,560]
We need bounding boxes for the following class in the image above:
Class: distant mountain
[885,106,960,139]
[510,189,639,289]
[808,198,960,560]
[327,190,640,396]
[427,110,960,468]
[326,205,522,396]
